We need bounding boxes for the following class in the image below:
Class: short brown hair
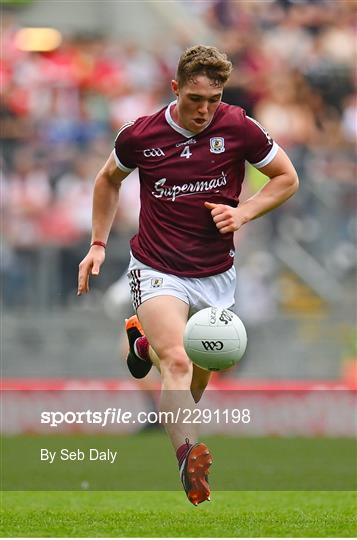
[176,45,232,87]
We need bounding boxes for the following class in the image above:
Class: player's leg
[137,295,194,447]
[126,316,211,402]
[137,295,212,505]
[191,364,212,403]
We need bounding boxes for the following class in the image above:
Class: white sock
[133,338,144,360]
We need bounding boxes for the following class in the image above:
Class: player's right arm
[77,151,129,295]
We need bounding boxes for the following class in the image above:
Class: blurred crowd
[1,0,356,306]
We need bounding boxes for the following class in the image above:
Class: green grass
[2,433,356,536]
[1,490,356,537]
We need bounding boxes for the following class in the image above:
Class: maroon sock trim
[176,440,192,468]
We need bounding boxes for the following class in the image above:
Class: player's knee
[161,347,191,377]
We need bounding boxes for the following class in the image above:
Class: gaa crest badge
[210,137,225,154]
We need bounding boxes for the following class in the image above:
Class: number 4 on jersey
[180,146,192,159]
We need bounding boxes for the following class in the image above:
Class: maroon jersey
[114,101,278,277]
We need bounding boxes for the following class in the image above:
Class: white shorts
[127,253,236,317]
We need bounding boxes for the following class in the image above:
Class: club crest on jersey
[210,137,225,154]
[151,278,163,288]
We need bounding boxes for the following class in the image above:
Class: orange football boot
[180,442,213,505]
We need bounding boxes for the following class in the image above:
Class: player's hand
[77,246,105,296]
[204,202,244,235]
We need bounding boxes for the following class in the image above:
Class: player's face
[171,75,223,134]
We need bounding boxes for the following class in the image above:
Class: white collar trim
[165,100,196,138]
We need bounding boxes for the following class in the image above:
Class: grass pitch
[1,490,356,537]
[2,433,356,536]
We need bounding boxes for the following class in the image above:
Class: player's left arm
[205,147,299,235]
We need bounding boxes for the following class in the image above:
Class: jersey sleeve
[113,121,137,172]
[244,113,279,168]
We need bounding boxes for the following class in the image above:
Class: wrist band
[91,241,106,249]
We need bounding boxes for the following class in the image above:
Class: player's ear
[171,79,179,96]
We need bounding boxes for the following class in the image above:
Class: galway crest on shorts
[151,278,163,288]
